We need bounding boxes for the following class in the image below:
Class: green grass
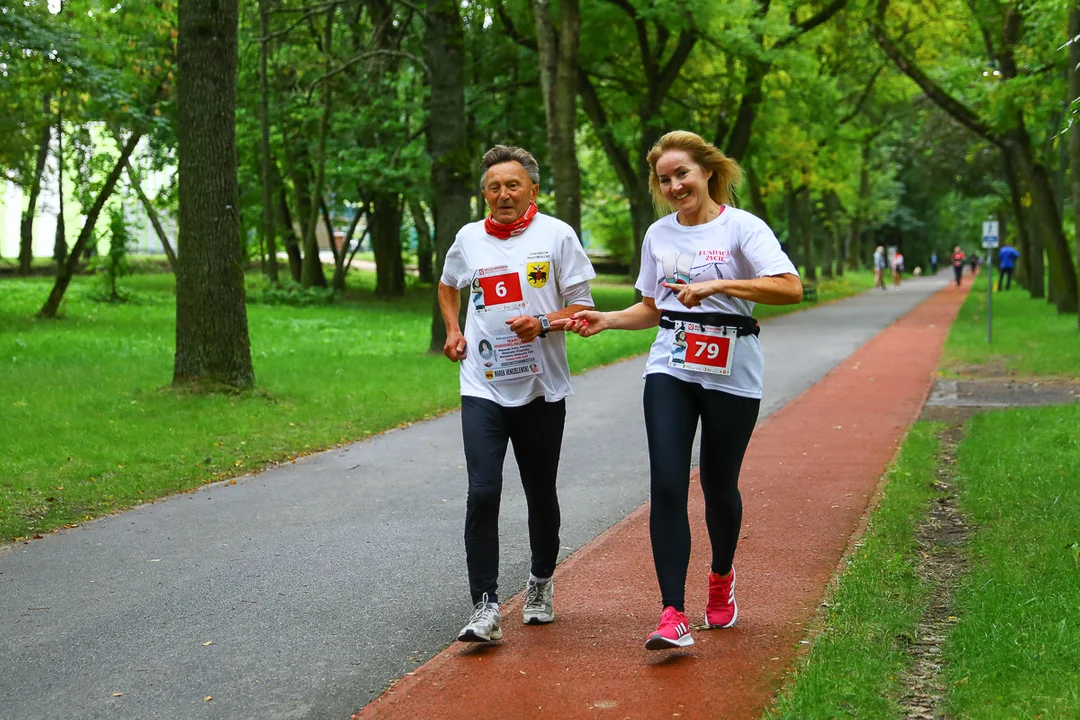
[766,423,942,719]
[943,405,1080,719]
[0,269,871,541]
[943,280,1080,378]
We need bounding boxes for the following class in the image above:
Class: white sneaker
[523,577,555,625]
[458,593,502,642]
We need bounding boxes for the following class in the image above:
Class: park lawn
[943,278,1080,378]
[1,269,871,541]
[942,405,1080,718]
[766,423,941,719]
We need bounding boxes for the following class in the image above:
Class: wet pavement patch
[920,378,1080,422]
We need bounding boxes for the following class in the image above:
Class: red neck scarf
[485,202,538,239]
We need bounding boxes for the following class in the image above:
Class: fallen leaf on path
[204,696,212,702]
[201,641,213,646]
[112,692,124,697]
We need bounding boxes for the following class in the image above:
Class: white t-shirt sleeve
[561,280,594,308]
[740,215,799,278]
[439,234,471,289]
[634,235,658,298]
[556,229,597,288]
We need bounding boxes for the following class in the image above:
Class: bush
[245,276,336,306]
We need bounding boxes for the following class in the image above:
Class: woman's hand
[661,280,720,309]
[555,310,608,338]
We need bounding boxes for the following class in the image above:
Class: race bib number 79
[668,321,737,376]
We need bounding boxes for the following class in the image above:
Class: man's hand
[443,330,467,362]
[506,315,543,342]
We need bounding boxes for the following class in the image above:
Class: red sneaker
[705,568,738,628]
[644,606,694,650]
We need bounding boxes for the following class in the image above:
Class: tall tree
[425,0,473,353]
[19,93,51,275]
[531,0,581,236]
[173,0,254,388]
[1070,1,1080,329]
[258,0,279,284]
[38,130,143,317]
[873,0,1078,314]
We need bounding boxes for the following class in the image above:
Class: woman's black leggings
[643,373,760,612]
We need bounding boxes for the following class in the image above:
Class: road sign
[982,220,999,249]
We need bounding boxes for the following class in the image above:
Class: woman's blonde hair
[646,130,743,214]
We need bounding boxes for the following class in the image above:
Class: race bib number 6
[668,322,737,376]
[472,267,527,313]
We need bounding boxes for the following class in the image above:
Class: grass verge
[1,269,871,541]
[766,423,941,719]
[943,404,1080,718]
[943,277,1080,378]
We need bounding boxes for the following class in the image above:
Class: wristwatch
[535,314,550,338]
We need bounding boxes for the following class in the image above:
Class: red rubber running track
[353,284,968,720]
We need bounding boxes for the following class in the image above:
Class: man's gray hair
[480,145,541,188]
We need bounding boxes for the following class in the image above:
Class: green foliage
[244,276,337,307]
[87,206,134,302]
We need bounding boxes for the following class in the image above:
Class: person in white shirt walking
[438,145,596,643]
[565,130,801,650]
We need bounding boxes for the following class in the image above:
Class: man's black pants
[998,267,1013,291]
[461,395,565,605]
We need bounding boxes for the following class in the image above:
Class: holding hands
[559,310,607,337]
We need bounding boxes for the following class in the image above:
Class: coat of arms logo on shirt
[527,262,550,288]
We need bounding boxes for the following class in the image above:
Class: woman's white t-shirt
[442,213,596,407]
[635,206,798,399]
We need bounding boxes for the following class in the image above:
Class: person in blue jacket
[997,244,1019,291]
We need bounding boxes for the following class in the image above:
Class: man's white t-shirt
[635,206,798,399]
[442,213,596,407]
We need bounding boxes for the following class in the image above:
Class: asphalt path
[0,276,949,720]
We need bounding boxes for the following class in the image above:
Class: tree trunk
[1007,129,1077,312]
[425,0,473,353]
[172,0,254,388]
[301,7,335,290]
[784,184,801,269]
[531,0,581,237]
[331,204,363,292]
[372,192,405,297]
[744,163,772,227]
[410,198,434,283]
[1071,2,1080,328]
[39,131,143,318]
[123,155,178,271]
[273,163,303,281]
[19,92,52,275]
[846,140,871,270]
[821,190,840,279]
[259,0,279,284]
[1002,147,1033,292]
[53,98,67,265]
[799,187,816,282]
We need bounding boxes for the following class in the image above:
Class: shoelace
[523,582,542,609]
[469,594,497,624]
[709,577,733,605]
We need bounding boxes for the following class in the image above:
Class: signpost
[982,219,999,343]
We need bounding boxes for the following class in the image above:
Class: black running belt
[658,310,760,337]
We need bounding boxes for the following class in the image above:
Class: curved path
[0,277,954,720]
